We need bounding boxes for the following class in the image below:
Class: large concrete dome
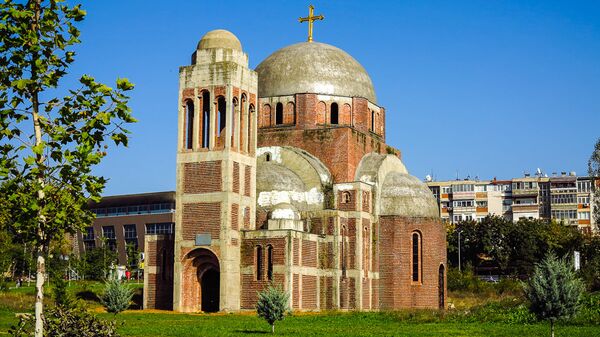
[256,42,376,103]
[197,29,242,51]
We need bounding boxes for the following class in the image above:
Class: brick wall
[302,275,317,309]
[231,204,239,231]
[379,216,446,310]
[302,241,317,268]
[183,161,222,194]
[244,165,251,196]
[181,202,221,240]
[144,235,174,310]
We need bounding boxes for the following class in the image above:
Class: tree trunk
[550,319,554,337]
[271,323,274,334]
[34,249,45,337]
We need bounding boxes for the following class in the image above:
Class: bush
[257,283,289,333]
[101,279,133,315]
[9,306,120,337]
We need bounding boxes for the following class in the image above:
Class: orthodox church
[143,11,446,312]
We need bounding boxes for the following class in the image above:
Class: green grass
[103,311,599,337]
[1,282,599,337]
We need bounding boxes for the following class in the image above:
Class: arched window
[265,153,271,162]
[275,102,283,125]
[371,110,375,132]
[232,97,238,147]
[412,232,421,283]
[330,102,339,124]
[267,245,273,281]
[286,102,296,125]
[261,104,271,128]
[240,94,247,151]
[341,226,347,278]
[201,91,210,148]
[185,100,194,149]
[248,104,255,152]
[341,191,351,204]
[256,245,263,281]
[217,96,226,136]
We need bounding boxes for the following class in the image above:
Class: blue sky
[65,1,600,195]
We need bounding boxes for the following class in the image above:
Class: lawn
[103,311,599,337]
[1,282,599,337]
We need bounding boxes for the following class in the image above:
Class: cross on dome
[298,5,324,42]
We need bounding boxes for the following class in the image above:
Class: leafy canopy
[0,0,136,250]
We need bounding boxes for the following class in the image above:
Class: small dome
[256,42,376,103]
[380,172,439,218]
[270,203,300,220]
[197,29,242,51]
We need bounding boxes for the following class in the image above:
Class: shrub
[52,277,75,309]
[9,306,120,337]
[524,252,585,337]
[257,283,289,333]
[101,279,133,315]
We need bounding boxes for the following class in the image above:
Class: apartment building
[427,173,597,234]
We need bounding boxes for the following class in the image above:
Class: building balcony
[512,189,538,196]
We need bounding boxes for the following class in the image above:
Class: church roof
[255,42,377,103]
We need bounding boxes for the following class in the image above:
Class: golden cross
[298,5,324,42]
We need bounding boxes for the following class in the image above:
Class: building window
[275,102,283,125]
[412,232,421,283]
[266,245,273,281]
[145,222,174,235]
[256,245,263,281]
[83,226,94,241]
[330,102,339,124]
[124,224,138,250]
[578,212,590,220]
[102,226,116,251]
[341,191,351,204]
[185,100,194,149]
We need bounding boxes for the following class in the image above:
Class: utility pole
[458,226,462,273]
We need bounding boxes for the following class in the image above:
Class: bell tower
[173,30,258,312]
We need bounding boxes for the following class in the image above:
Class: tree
[256,283,289,333]
[524,252,584,337]
[0,1,135,336]
[101,279,133,315]
[589,137,600,230]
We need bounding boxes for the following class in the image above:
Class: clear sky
[65,1,600,195]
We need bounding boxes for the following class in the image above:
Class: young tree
[256,284,289,333]
[524,252,584,337]
[0,1,135,336]
[101,279,133,316]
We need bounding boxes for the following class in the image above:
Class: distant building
[426,173,597,234]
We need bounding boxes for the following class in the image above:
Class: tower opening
[331,102,339,124]
[275,102,283,125]
[185,100,194,149]
[217,96,226,136]
[202,91,210,148]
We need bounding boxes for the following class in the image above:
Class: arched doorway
[199,268,220,312]
[182,248,220,312]
[438,264,445,309]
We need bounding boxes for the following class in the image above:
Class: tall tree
[589,137,600,230]
[0,1,135,336]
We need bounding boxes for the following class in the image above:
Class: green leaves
[116,78,134,91]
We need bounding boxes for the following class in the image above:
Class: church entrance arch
[182,248,220,312]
